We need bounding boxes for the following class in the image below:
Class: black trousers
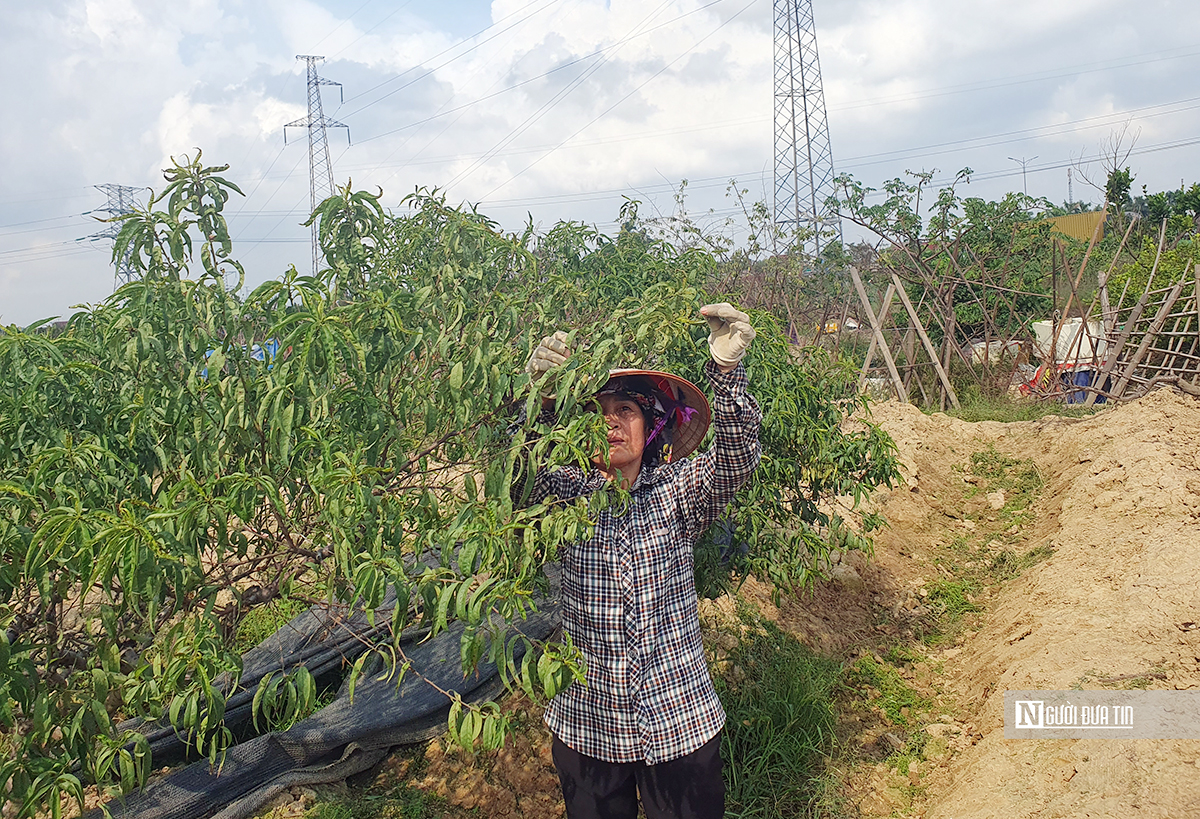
[551,732,725,819]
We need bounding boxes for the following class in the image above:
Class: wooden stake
[901,326,916,394]
[851,267,908,402]
[858,281,896,387]
[1095,218,1137,340]
[1158,277,1196,377]
[1081,226,1163,406]
[1083,273,1157,407]
[1110,272,1188,400]
[941,285,957,411]
[1047,209,1116,371]
[890,270,960,408]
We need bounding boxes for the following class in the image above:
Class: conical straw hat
[602,368,711,461]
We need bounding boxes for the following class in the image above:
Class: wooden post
[1110,274,1188,400]
[901,327,917,395]
[940,285,957,411]
[1082,238,1167,406]
[1083,274,1157,407]
[1095,218,1136,339]
[1191,264,1200,382]
[1058,248,1100,373]
[890,270,961,408]
[858,281,896,387]
[1047,209,1118,371]
[1157,271,1196,378]
[834,298,851,351]
[851,267,908,402]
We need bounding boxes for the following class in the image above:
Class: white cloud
[3,0,1200,324]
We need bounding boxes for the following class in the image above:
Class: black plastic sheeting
[119,590,410,767]
[90,593,560,819]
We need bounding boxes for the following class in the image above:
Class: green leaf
[347,653,369,705]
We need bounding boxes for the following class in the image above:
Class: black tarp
[90,593,560,819]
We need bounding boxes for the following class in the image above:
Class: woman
[523,304,761,819]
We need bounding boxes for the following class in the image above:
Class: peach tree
[0,157,896,816]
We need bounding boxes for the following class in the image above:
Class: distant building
[1045,210,1107,242]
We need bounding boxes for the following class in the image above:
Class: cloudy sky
[3,0,1199,325]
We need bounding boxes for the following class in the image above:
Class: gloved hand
[701,303,756,371]
[525,330,571,379]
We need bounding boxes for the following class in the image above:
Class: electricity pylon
[85,183,142,289]
[285,55,350,275]
[773,0,840,257]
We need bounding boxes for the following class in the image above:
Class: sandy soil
[752,388,1200,819]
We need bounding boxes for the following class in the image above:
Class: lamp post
[1008,156,1038,196]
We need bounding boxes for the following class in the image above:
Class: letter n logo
[1015,700,1043,728]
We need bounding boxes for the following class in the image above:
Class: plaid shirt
[530,362,762,764]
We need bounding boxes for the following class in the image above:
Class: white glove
[525,331,571,379]
[701,303,755,370]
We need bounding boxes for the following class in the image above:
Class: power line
[831,45,1200,113]
[0,215,89,236]
[881,133,1200,198]
[305,0,379,55]
[476,0,758,200]
[0,239,82,257]
[351,114,767,175]
[230,154,309,259]
[837,95,1200,168]
[355,0,727,147]
[340,0,561,117]
[10,88,1200,256]
[325,0,418,61]
[440,0,680,193]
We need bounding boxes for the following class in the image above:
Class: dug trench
[256,388,1200,819]
[735,387,1200,818]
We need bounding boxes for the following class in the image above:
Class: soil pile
[813,389,1200,818]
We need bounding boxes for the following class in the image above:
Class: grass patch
[968,446,1043,494]
[912,444,1046,638]
[943,387,1106,423]
[715,616,844,819]
[1070,666,1169,691]
[305,786,446,819]
[926,578,981,620]
[967,445,1044,532]
[845,656,930,731]
[302,747,450,819]
[913,445,1051,646]
[234,596,310,654]
[989,544,1054,580]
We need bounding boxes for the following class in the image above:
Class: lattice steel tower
[85,183,142,289]
[285,55,350,275]
[773,0,840,257]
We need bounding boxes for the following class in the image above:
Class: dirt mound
[796,389,1200,818]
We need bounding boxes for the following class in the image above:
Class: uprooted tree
[0,154,899,817]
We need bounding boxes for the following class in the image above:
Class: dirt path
[749,388,1200,818]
